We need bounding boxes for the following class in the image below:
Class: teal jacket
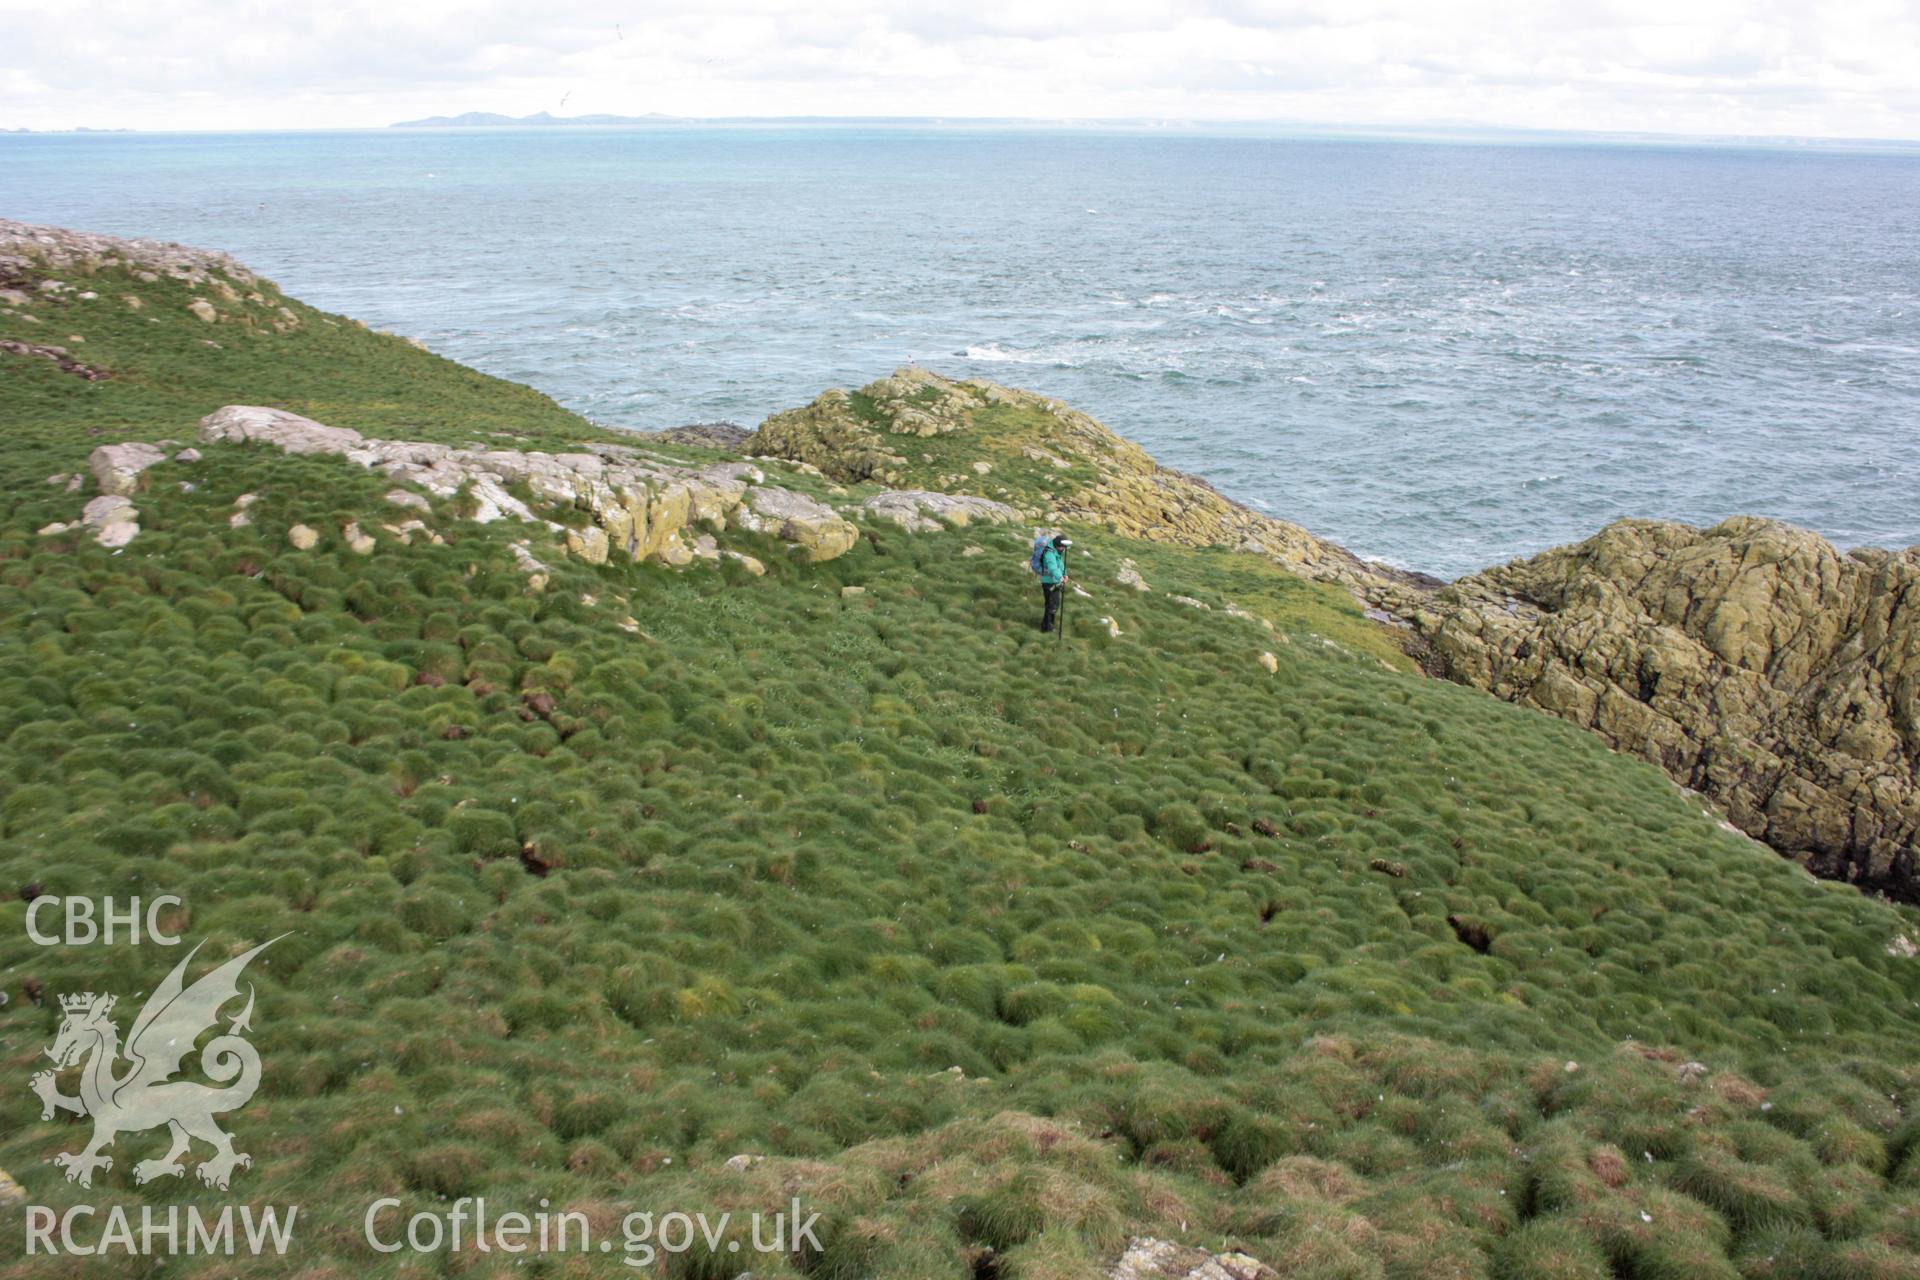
[1038,546,1066,586]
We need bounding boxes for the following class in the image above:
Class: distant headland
[389,110,677,128]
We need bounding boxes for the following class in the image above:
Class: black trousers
[1040,583,1064,632]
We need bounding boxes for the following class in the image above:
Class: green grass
[1,251,1918,1277]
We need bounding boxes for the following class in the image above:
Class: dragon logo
[29,938,280,1190]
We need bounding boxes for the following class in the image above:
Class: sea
[7,125,1918,578]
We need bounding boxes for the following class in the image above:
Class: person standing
[1038,535,1071,632]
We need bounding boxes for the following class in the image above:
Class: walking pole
[1058,581,1067,644]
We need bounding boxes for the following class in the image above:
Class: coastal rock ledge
[1407,516,1920,901]
[197,405,861,565]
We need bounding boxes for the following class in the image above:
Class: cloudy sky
[5,0,1919,139]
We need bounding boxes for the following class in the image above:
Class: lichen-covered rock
[386,488,431,511]
[1411,517,1920,901]
[749,387,909,483]
[1109,1237,1276,1280]
[197,406,856,567]
[860,490,1021,532]
[565,525,611,565]
[88,442,166,495]
[0,218,259,286]
[201,404,366,455]
[80,495,139,548]
[733,486,858,562]
[648,422,752,451]
[860,366,983,437]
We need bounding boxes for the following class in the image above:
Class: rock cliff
[1404,517,1920,901]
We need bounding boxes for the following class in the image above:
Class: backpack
[1029,534,1051,575]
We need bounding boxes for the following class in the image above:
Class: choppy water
[8,126,1918,577]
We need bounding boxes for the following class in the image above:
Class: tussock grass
[1,254,1918,1276]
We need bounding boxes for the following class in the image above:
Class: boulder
[287,524,319,550]
[733,486,858,562]
[187,298,217,323]
[1109,1238,1275,1280]
[80,494,139,547]
[88,442,166,495]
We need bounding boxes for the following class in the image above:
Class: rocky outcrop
[1407,517,1920,901]
[201,405,363,455]
[748,368,1423,589]
[751,386,910,483]
[0,218,259,287]
[860,490,1022,533]
[1,220,301,334]
[730,486,859,562]
[198,405,859,567]
[646,422,753,450]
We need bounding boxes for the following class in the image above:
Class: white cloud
[1,0,1916,137]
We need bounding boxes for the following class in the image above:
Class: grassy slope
[1,259,1918,1280]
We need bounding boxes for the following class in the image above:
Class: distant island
[389,110,676,128]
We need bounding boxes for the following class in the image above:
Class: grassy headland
[1,226,1918,1279]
